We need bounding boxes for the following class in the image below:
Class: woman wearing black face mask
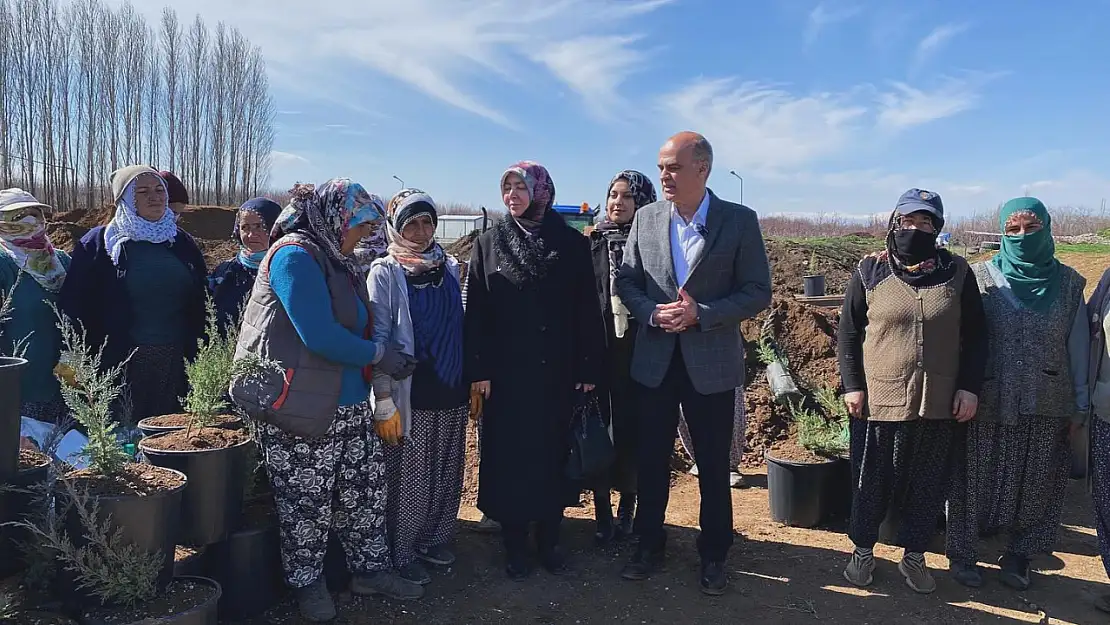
[836,188,988,595]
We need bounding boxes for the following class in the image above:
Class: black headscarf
[595,170,657,277]
[883,209,955,287]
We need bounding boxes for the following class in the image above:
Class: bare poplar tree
[0,0,276,211]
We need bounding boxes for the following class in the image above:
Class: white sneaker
[729,472,745,488]
[689,464,699,476]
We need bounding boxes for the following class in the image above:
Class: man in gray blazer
[616,131,772,595]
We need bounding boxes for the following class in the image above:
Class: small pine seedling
[51,304,133,477]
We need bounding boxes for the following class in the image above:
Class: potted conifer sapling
[0,277,54,578]
[802,250,826,297]
[49,307,187,592]
[24,475,221,624]
[139,299,270,546]
[765,390,849,528]
[0,276,34,484]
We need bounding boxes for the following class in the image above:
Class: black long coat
[589,229,640,494]
[464,212,605,523]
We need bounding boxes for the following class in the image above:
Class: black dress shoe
[540,548,569,575]
[700,560,728,596]
[621,548,664,581]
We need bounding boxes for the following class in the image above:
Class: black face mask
[891,229,938,265]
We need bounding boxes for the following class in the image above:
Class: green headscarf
[991,197,1060,313]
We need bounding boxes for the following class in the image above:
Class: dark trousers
[849,418,959,554]
[633,346,735,561]
[501,517,563,557]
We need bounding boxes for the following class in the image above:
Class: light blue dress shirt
[671,190,710,287]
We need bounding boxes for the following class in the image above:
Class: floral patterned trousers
[259,401,390,588]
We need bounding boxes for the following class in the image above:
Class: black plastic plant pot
[0,456,50,578]
[81,575,223,625]
[208,523,285,620]
[802,275,827,297]
[174,545,210,578]
[765,451,842,528]
[140,434,255,547]
[0,356,28,484]
[822,454,852,522]
[57,466,187,605]
[137,415,243,439]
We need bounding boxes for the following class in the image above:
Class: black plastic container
[766,451,844,528]
[802,275,827,297]
[137,415,242,439]
[823,453,853,521]
[0,356,28,484]
[0,455,50,577]
[173,545,210,577]
[140,433,254,546]
[80,575,222,625]
[208,523,284,620]
[59,466,187,595]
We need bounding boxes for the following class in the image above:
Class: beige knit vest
[861,259,967,422]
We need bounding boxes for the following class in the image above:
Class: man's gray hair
[692,136,713,174]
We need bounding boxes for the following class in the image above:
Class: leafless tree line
[0,0,275,212]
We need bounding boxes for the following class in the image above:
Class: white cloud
[914,22,970,69]
[949,184,989,195]
[660,74,997,176]
[804,2,862,48]
[659,78,869,174]
[270,151,310,166]
[531,35,648,120]
[876,75,992,131]
[113,0,669,126]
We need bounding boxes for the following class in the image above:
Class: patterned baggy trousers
[259,401,390,588]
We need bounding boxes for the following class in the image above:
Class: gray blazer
[615,190,772,394]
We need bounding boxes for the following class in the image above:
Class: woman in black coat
[588,170,656,544]
[464,161,605,580]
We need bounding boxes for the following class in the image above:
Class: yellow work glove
[54,361,78,388]
[469,388,484,422]
[373,396,402,445]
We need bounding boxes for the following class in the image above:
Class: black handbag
[565,391,615,481]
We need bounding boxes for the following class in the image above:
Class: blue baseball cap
[895,188,944,230]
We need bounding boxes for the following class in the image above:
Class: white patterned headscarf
[103,173,178,265]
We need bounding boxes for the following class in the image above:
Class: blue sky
[119,0,1110,218]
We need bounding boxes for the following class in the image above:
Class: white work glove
[612,295,630,339]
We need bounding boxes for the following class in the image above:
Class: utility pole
[392,174,405,188]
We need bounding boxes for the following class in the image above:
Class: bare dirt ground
[245,452,1108,625]
[34,212,1110,623]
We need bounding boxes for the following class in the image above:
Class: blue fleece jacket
[0,252,71,405]
[268,245,377,406]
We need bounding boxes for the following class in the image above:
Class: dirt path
[246,465,1107,625]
